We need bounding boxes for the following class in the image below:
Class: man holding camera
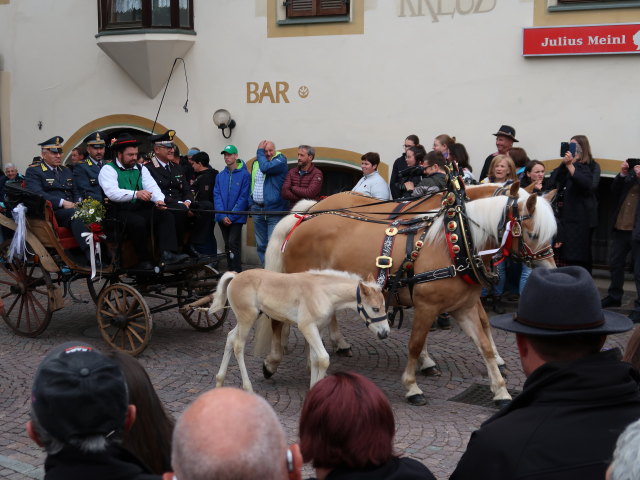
[602,158,640,323]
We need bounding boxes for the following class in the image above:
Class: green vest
[107,163,143,201]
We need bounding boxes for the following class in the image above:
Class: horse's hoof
[407,394,428,406]
[420,366,441,377]
[262,362,274,379]
[498,364,508,377]
[336,347,353,357]
[494,399,511,408]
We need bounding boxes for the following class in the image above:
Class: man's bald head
[172,388,288,480]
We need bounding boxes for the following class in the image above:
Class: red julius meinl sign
[523,23,640,56]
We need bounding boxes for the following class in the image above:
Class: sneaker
[601,296,622,308]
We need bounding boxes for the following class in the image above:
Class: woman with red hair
[299,372,434,480]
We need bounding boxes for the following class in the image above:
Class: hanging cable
[151,57,189,134]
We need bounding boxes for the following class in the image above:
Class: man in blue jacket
[214,145,250,272]
[251,140,289,265]
[73,131,106,201]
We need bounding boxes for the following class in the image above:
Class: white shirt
[98,160,165,203]
[352,171,391,200]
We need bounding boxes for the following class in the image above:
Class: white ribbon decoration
[8,203,28,262]
[81,232,102,279]
[478,220,513,258]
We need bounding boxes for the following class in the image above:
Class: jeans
[218,222,243,272]
[252,205,284,266]
[520,265,532,294]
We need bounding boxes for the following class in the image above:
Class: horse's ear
[525,192,537,216]
[544,188,557,204]
[365,273,375,283]
[524,183,536,194]
[509,181,520,197]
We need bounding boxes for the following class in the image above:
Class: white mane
[305,269,380,290]
[423,192,557,249]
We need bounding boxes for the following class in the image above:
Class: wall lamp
[212,109,236,139]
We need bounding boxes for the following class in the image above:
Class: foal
[210,269,389,391]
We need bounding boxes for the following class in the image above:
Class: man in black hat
[450,266,640,480]
[98,133,188,268]
[25,136,92,262]
[26,342,159,479]
[479,125,518,182]
[73,131,107,201]
[145,130,201,257]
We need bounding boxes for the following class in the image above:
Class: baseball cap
[31,342,128,441]
[221,145,238,155]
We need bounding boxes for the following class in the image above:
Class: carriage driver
[98,133,189,269]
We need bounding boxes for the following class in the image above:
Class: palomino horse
[263,183,557,405]
[210,269,389,391]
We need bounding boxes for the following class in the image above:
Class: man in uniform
[73,131,107,201]
[98,133,188,269]
[145,130,201,257]
[25,136,91,262]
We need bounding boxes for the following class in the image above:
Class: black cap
[84,131,106,147]
[492,125,519,142]
[31,342,128,442]
[110,133,140,151]
[149,129,176,146]
[38,136,64,154]
[491,267,632,336]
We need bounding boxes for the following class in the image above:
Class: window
[98,0,193,31]
[285,0,349,18]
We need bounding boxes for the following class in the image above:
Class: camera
[398,165,424,179]
[627,158,640,169]
[560,142,577,157]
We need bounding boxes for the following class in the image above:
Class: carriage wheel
[0,252,53,337]
[96,283,152,356]
[86,275,119,305]
[178,264,227,331]
[180,304,227,331]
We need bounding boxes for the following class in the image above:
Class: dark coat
[73,157,105,201]
[281,164,324,207]
[25,162,77,209]
[191,167,218,204]
[308,457,435,480]
[611,172,640,241]
[145,157,193,205]
[450,349,640,480]
[389,154,408,199]
[44,444,160,480]
[548,161,600,264]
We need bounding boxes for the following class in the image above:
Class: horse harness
[356,285,389,327]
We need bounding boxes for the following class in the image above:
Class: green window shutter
[286,0,349,18]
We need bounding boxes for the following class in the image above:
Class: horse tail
[264,199,317,273]
[208,271,236,315]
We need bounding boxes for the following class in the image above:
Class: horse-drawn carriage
[0,183,227,355]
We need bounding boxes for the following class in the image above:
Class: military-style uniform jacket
[73,156,105,201]
[25,162,76,209]
[145,156,193,205]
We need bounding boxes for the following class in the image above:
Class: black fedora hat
[110,133,139,151]
[493,125,519,142]
[491,266,632,336]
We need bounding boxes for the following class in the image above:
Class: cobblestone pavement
[0,273,635,480]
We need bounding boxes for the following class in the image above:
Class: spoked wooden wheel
[0,253,53,337]
[178,265,227,331]
[86,275,119,305]
[97,283,152,356]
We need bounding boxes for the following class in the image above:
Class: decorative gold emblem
[446,192,456,205]
[447,221,457,231]
[450,233,459,243]
[96,133,101,141]
[55,137,61,145]
[452,245,461,254]
[447,208,456,218]
[168,130,175,140]
[415,240,423,248]
[411,251,419,259]
[385,227,398,236]
[512,222,522,237]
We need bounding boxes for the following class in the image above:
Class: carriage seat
[43,201,79,250]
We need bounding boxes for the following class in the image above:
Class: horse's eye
[372,307,380,313]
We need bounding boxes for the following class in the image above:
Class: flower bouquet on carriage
[72,198,106,242]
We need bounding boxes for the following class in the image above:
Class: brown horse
[263,183,557,405]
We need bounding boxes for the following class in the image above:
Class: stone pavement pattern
[0,277,635,480]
